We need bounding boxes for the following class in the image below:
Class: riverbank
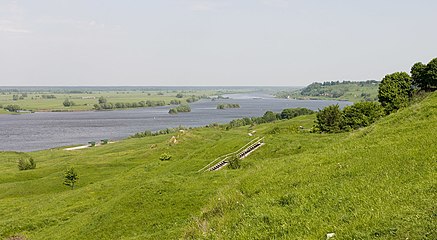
[0,97,351,152]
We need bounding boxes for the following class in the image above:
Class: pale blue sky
[1,0,436,86]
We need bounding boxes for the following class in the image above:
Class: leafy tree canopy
[411,58,437,91]
[378,72,412,114]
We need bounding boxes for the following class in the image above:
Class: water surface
[0,93,350,151]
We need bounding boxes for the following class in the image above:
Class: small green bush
[168,108,178,114]
[227,156,241,169]
[63,167,79,190]
[18,158,36,171]
[159,153,172,161]
[176,104,191,113]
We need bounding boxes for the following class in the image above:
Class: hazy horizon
[1,0,437,86]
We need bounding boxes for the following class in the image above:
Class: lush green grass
[0,93,436,239]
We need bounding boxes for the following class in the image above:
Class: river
[0,93,350,152]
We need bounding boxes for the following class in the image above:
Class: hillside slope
[185,92,437,239]
[0,93,436,239]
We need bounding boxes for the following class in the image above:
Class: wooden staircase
[201,137,265,172]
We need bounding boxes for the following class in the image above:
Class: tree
[63,167,79,190]
[314,105,342,133]
[176,93,184,98]
[98,96,107,104]
[378,72,412,114]
[262,111,277,122]
[280,108,314,119]
[4,105,21,112]
[341,102,384,130]
[63,99,72,107]
[411,58,437,91]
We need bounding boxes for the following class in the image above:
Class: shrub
[176,104,191,113]
[63,167,79,189]
[169,108,178,114]
[170,99,181,105]
[341,102,384,130]
[63,99,74,107]
[314,105,343,133]
[217,103,240,109]
[227,156,241,169]
[315,103,384,133]
[4,104,21,112]
[98,96,107,104]
[280,108,314,119]
[18,158,36,171]
[186,96,200,103]
[159,153,172,161]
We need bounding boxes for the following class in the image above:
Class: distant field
[0,92,435,239]
[0,88,250,113]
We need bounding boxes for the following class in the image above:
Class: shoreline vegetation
[0,87,253,114]
[275,80,380,102]
[168,104,191,114]
[217,103,240,109]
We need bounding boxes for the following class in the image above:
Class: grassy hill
[0,93,436,239]
[276,81,379,102]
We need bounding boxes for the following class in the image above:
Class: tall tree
[424,58,437,91]
[378,72,412,114]
[411,58,437,91]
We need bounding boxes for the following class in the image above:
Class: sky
[1,0,437,86]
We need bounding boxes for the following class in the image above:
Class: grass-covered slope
[185,94,437,239]
[1,93,436,239]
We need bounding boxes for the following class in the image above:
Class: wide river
[0,93,350,152]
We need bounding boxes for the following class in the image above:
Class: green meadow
[0,93,436,239]
[0,89,234,113]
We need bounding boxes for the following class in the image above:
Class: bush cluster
[217,103,240,109]
[378,57,437,114]
[41,94,56,99]
[170,99,181,105]
[225,108,314,129]
[227,156,241,169]
[18,158,36,171]
[314,102,384,133]
[159,153,172,161]
[94,100,165,110]
[63,98,75,107]
[186,96,200,103]
[168,104,191,114]
[4,105,22,112]
[130,126,187,138]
